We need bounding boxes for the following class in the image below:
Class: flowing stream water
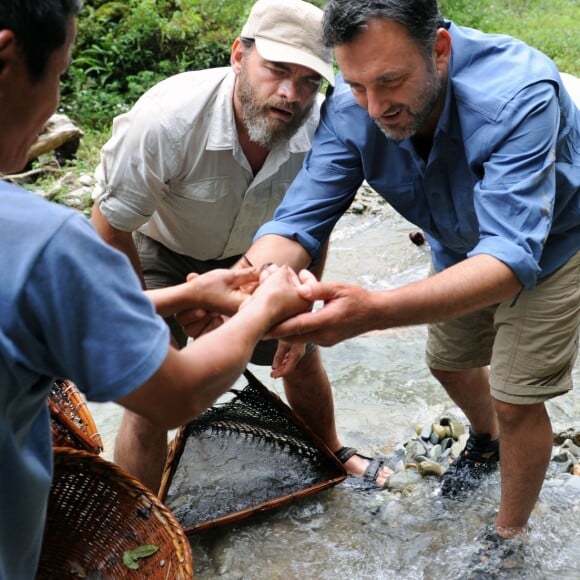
[89,201,580,579]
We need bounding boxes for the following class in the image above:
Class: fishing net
[159,370,346,534]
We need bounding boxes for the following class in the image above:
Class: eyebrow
[344,71,405,86]
[267,60,322,82]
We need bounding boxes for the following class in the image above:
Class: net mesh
[161,370,345,533]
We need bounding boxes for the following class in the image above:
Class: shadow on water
[89,205,580,579]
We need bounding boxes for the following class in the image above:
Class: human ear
[434,28,451,72]
[0,30,17,77]
[230,37,244,73]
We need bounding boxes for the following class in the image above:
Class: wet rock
[553,428,580,446]
[389,414,579,488]
[450,433,469,460]
[428,444,442,461]
[419,421,432,441]
[405,439,428,458]
[387,469,422,492]
[561,438,580,457]
[350,201,366,214]
[417,460,445,478]
[564,475,580,492]
[409,231,426,246]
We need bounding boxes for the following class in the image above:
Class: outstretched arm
[270,254,522,346]
[145,267,260,319]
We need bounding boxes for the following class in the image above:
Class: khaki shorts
[425,252,580,404]
[134,232,295,365]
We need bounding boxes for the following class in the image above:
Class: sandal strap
[463,430,500,463]
[335,446,358,464]
[363,459,385,483]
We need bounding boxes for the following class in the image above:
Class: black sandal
[335,446,390,489]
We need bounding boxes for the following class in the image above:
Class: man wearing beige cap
[92,0,391,494]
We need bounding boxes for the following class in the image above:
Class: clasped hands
[172,263,371,373]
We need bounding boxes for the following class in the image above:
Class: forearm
[371,254,523,329]
[145,283,198,318]
[91,203,145,287]
[242,234,312,272]
[118,298,277,429]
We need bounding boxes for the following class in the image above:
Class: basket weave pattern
[49,379,103,454]
[37,448,194,579]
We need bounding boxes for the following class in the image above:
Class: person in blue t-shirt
[243,0,580,565]
[0,2,312,578]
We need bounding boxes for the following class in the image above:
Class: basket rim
[49,379,104,454]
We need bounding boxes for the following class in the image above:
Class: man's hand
[270,341,307,378]
[242,265,313,328]
[268,270,376,346]
[172,268,259,337]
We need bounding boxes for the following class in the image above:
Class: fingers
[230,266,260,286]
[298,269,317,284]
[270,342,306,378]
[175,307,208,327]
[272,341,291,369]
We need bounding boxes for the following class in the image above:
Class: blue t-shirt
[255,23,580,289]
[0,181,170,579]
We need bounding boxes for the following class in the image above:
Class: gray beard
[244,115,284,149]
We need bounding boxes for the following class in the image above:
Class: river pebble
[385,416,580,491]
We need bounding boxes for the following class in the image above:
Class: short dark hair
[0,0,83,82]
[239,37,256,52]
[323,0,443,56]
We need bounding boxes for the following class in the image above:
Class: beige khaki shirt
[93,67,321,260]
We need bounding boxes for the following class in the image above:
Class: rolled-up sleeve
[468,82,560,288]
[92,100,175,232]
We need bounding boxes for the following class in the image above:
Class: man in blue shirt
[244,0,580,562]
[0,1,312,577]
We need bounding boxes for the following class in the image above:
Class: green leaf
[122,544,159,570]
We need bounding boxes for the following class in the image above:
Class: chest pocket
[170,176,231,202]
[264,179,293,219]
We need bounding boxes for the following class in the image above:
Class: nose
[277,78,301,102]
[366,89,387,119]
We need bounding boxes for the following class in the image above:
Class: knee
[493,399,546,430]
[120,409,166,440]
[429,367,463,389]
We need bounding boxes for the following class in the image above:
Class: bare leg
[430,366,500,440]
[114,410,168,494]
[283,346,392,486]
[493,400,552,536]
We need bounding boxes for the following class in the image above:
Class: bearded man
[92,0,393,494]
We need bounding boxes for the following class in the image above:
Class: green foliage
[41,0,578,212]
[439,0,579,76]
[61,0,253,130]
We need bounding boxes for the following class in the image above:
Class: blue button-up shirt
[255,22,580,289]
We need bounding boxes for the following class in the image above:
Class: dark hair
[0,0,83,81]
[323,0,443,56]
[239,37,256,52]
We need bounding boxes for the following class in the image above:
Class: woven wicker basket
[49,379,103,454]
[37,447,194,579]
[159,369,346,534]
